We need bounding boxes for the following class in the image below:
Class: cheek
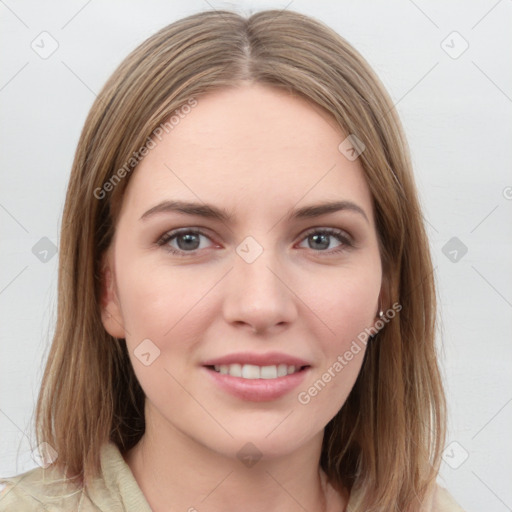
[303,261,381,347]
[114,260,209,408]
[116,256,212,341]
[294,262,380,408]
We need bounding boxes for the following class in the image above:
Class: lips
[201,351,312,402]
[202,351,311,368]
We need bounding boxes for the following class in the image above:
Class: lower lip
[202,366,310,402]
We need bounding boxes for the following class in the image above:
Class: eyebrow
[139,199,369,224]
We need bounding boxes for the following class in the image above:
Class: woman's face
[101,83,383,459]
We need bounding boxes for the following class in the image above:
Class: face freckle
[101,82,384,458]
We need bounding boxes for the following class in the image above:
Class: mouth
[205,363,310,380]
[202,363,311,402]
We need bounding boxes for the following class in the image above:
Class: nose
[221,247,298,335]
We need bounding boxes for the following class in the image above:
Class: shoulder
[430,484,465,512]
[346,482,465,512]
[0,464,89,511]
[0,442,151,512]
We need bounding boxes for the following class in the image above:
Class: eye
[297,228,353,255]
[157,228,215,256]
[156,227,353,257]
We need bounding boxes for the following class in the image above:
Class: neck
[123,411,347,512]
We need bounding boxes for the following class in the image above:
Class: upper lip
[202,351,311,368]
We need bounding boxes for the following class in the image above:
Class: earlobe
[99,253,126,339]
[372,272,393,334]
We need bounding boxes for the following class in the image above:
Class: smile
[203,364,311,402]
[210,363,305,379]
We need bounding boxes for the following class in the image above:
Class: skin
[101,82,384,512]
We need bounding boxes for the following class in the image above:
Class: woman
[0,9,464,511]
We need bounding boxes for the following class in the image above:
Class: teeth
[242,364,260,379]
[212,363,303,379]
[260,365,277,379]
[228,363,242,377]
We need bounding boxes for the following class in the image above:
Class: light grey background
[1,1,511,510]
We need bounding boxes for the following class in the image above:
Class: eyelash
[156,227,353,257]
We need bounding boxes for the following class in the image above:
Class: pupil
[175,233,331,251]
[311,234,329,250]
[178,233,199,250]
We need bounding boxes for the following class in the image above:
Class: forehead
[119,83,374,226]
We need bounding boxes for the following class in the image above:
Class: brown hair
[35,9,446,510]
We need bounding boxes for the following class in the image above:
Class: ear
[99,248,126,339]
[378,270,392,315]
[372,267,395,334]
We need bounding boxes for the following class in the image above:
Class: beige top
[0,442,465,511]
